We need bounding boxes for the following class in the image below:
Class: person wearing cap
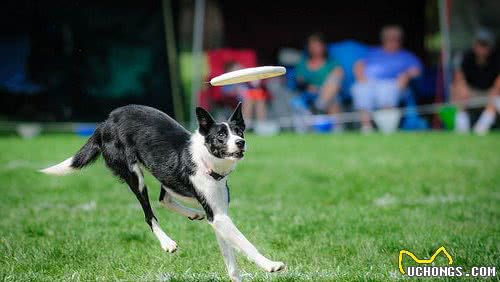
[453,28,500,135]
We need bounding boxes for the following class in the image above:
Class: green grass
[0,133,499,281]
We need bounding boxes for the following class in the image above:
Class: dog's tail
[39,125,102,175]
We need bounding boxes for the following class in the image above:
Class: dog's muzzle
[231,149,245,159]
[232,139,246,158]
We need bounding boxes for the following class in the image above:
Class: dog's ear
[228,102,245,130]
[196,107,215,135]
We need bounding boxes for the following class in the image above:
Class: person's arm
[494,55,500,95]
[450,68,472,107]
[488,75,500,96]
[353,60,366,82]
[295,59,310,92]
[454,51,471,92]
[454,69,468,88]
[397,67,421,89]
[397,53,422,89]
[406,67,421,78]
[331,66,344,80]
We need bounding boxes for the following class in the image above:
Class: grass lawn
[0,133,499,281]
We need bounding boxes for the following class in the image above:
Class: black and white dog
[40,103,285,281]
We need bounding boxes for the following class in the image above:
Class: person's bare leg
[316,78,340,112]
[242,99,254,127]
[360,110,372,132]
[474,91,498,135]
[327,103,340,115]
[450,82,471,132]
[327,103,343,132]
[319,82,339,104]
[255,100,267,121]
[452,82,470,111]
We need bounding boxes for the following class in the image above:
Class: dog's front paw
[188,213,205,220]
[264,261,286,272]
[160,239,177,253]
[229,274,242,282]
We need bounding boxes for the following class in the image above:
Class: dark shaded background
[0,0,174,121]
[220,0,426,64]
[0,0,427,121]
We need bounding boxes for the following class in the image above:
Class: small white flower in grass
[374,193,397,206]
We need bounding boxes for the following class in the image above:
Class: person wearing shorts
[452,28,500,135]
[352,25,422,132]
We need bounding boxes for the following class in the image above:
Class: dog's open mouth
[230,150,245,159]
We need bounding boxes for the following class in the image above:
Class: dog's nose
[236,139,245,149]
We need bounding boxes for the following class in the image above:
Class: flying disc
[209,66,286,86]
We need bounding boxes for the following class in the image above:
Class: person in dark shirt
[453,28,500,134]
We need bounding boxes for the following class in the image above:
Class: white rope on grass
[274,96,493,128]
[0,96,495,133]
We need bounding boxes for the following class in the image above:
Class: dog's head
[196,103,246,160]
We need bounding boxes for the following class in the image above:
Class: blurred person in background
[221,61,267,126]
[452,28,499,135]
[352,25,422,132]
[294,33,343,114]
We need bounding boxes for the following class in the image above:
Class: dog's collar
[208,170,226,181]
[201,158,231,181]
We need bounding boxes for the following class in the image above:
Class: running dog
[40,103,285,281]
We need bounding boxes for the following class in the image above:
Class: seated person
[352,25,422,132]
[452,28,500,135]
[294,33,343,114]
[221,62,267,126]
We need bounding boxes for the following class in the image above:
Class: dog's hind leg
[128,164,177,253]
[104,152,177,252]
[159,186,205,220]
[99,126,176,252]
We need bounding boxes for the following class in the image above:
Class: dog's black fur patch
[196,106,245,159]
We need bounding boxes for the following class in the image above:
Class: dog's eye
[218,132,225,137]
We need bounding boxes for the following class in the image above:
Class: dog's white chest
[190,173,229,215]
